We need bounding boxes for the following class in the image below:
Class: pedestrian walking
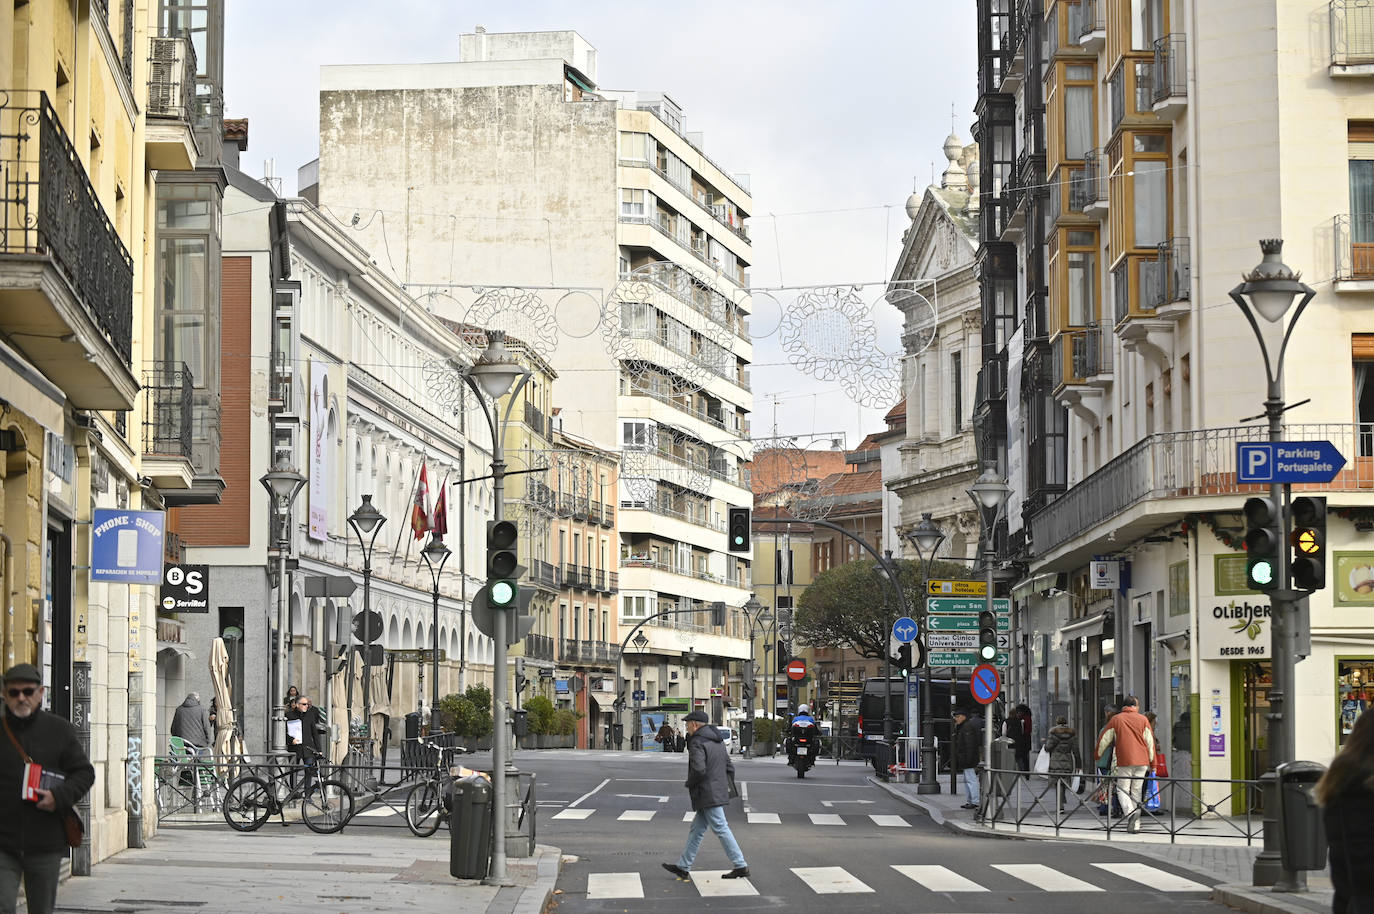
[1316,709,1374,914]
[662,710,748,881]
[655,721,674,752]
[1095,696,1156,833]
[0,664,96,914]
[1008,704,1032,773]
[952,708,982,810]
[675,728,686,753]
[170,692,214,752]
[1042,716,1079,808]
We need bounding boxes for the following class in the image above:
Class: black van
[856,676,981,772]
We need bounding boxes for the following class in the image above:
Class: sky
[224,1,976,449]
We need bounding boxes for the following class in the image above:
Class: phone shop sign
[90,509,166,584]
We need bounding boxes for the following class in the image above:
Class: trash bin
[1276,761,1328,872]
[450,775,493,880]
[511,708,528,737]
[991,737,1017,799]
[405,712,421,740]
[740,720,753,750]
[611,723,624,748]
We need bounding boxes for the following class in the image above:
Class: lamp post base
[917,745,941,793]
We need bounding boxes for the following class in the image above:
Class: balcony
[1149,238,1191,313]
[1151,34,1187,118]
[561,563,587,590]
[0,91,137,410]
[1031,423,1374,559]
[1052,323,1111,395]
[526,634,555,662]
[619,495,726,532]
[528,559,558,590]
[523,399,550,438]
[146,31,199,170]
[1080,149,1108,219]
[1330,0,1374,75]
[1074,0,1106,52]
[1334,214,1374,288]
[141,364,194,490]
[268,350,292,412]
[561,639,620,668]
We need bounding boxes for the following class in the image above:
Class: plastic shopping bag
[1034,747,1050,775]
[1070,771,1083,794]
[1144,773,1162,811]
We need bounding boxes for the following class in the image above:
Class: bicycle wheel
[405,778,443,837]
[301,779,354,834]
[222,777,272,832]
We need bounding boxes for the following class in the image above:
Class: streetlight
[631,630,649,750]
[260,460,305,753]
[745,599,773,758]
[1229,239,1316,892]
[460,329,531,885]
[904,513,946,795]
[967,462,1009,816]
[347,494,386,753]
[420,532,451,734]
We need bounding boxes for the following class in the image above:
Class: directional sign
[928,597,1011,615]
[304,574,357,598]
[928,651,1011,667]
[928,614,1011,632]
[633,690,646,701]
[1236,441,1346,484]
[388,648,447,663]
[892,616,919,643]
[927,632,1012,650]
[786,659,807,681]
[970,664,1001,705]
[928,579,987,597]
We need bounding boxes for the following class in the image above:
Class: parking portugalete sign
[1235,441,1345,484]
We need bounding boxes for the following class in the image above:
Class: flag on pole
[431,473,449,536]
[411,462,431,539]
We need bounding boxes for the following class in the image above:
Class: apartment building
[975,0,1374,793]
[313,30,754,722]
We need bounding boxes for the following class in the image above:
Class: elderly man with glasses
[0,663,95,914]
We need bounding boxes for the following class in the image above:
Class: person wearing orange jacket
[1094,696,1156,833]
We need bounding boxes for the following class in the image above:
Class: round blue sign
[892,617,918,643]
[970,663,1001,705]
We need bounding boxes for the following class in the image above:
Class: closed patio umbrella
[209,637,243,776]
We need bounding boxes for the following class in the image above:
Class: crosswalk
[550,807,911,828]
[580,861,1211,899]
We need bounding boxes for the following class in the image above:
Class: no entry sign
[970,663,1000,705]
[786,659,807,681]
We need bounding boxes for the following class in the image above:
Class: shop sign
[90,509,166,584]
[1209,689,1226,757]
[1201,597,1271,660]
[1090,560,1120,590]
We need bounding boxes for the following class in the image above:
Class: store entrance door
[1231,660,1271,814]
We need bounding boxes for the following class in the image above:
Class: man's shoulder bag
[3,715,84,847]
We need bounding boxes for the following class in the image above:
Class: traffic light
[515,657,527,695]
[896,643,914,677]
[351,608,384,666]
[1244,496,1283,592]
[487,519,519,607]
[1290,496,1328,592]
[978,610,998,662]
[728,507,751,553]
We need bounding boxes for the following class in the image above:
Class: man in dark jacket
[952,708,982,810]
[0,663,95,914]
[662,710,749,881]
[170,693,214,750]
[285,695,326,792]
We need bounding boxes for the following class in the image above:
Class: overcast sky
[224,1,976,448]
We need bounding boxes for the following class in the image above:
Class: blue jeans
[677,805,746,871]
[0,848,64,914]
[962,767,980,805]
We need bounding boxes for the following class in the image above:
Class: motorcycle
[787,720,818,778]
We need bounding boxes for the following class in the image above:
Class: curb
[867,776,1022,841]
[510,844,563,914]
[1211,884,1331,914]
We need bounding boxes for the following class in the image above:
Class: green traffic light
[490,580,516,606]
[1250,561,1274,587]
[979,644,997,661]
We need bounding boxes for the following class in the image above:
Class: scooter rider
[787,704,819,772]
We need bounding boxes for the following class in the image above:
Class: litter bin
[450,775,493,880]
[1276,761,1328,872]
[990,737,1017,800]
[612,723,624,748]
[405,711,421,740]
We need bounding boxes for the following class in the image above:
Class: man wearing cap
[662,709,749,881]
[952,708,983,811]
[0,664,95,914]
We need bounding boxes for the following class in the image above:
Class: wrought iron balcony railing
[1074,0,1106,44]
[0,91,133,363]
[1335,213,1374,281]
[1331,0,1374,65]
[147,31,197,123]
[1152,34,1187,105]
[143,363,194,459]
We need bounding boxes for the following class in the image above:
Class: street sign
[927,632,1012,650]
[928,597,1011,615]
[1236,441,1346,484]
[786,659,807,681]
[928,579,987,596]
[928,650,1010,667]
[304,574,357,598]
[633,690,646,701]
[928,614,1011,632]
[388,648,447,663]
[970,664,1001,705]
[892,616,919,643]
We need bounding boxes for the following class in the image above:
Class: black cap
[952,707,968,718]
[3,663,42,685]
[684,710,709,723]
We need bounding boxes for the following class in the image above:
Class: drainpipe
[1185,0,1203,431]
[1,532,13,668]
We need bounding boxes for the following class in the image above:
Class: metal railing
[1081,149,1107,209]
[561,563,586,589]
[147,31,197,123]
[619,496,727,532]
[1330,0,1374,65]
[142,363,194,459]
[0,90,134,363]
[1334,213,1374,281]
[1152,34,1187,105]
[527,634,554,661]
[1071,0,1106,44]
[1074,322,1111,379]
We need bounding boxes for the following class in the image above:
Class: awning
[1012,572,1060,601]
[588,689,617,708]
[1059,609,1114,641]
[157,642,195,659]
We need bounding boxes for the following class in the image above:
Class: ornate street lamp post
[967,462,1009,816]
[904,513,947,794]
[260,461,305,753]
[347,494,386,752]
[420,532,451,733]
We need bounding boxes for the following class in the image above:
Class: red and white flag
[431,474,449,537]
[411,462,431,539]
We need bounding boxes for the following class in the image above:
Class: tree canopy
[793,558,980,660]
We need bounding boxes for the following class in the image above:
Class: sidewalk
[872,774,1333,914]
[41,824,560,914]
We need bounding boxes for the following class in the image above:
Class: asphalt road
[521,748,1233,913]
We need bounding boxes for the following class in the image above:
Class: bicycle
[222,747,354,834]
[404,738,475,837]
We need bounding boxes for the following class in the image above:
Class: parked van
[856,676,979,772]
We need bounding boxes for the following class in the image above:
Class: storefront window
[1338,658,1374,745]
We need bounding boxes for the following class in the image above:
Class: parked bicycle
[222,747,354,834]
[404,737,476,837]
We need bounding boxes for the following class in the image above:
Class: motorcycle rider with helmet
[787,704,819,777]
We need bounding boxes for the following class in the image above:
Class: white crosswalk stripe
[351,807,398,818]
[869,814,910,827]
[551,808,595,820]
[586,873,643,899]
[807,813,845,826]
[791,866,874,894]
[691,870,758,896]
[892,864,987,892]
[617,809,655,821]
[1092,862,1210,892]
[746,812,781,824]
[682,811,695,822]
[993,863,1104,892]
